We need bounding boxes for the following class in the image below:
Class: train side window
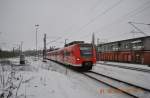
[67,52,70,56]
[64,51,67,56]
[70,50,73,55]
[64,51,70,56]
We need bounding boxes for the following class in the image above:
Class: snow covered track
[98,62,150,73]
[82,71,150,98]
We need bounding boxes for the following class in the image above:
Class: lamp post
[20,41,23,54]
[35,24,39,60]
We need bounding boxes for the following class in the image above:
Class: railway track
[48,60,150,98]
[98,62,150,73]
[82,71,150,98]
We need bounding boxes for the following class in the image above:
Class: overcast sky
[0,0,150,50]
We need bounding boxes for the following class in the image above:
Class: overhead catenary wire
[89,0,150,41]
[95,0,150,33]
[91,0,150,43]
[51,0,150,47]
[75,0,123,33]
[46,37,62,45]
[89,0,104,12]
[66,0,123,41]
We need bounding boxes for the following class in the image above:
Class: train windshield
[80,46,93,58]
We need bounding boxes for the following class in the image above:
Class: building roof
[98,36,150,46]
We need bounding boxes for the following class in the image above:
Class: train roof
[65,41,93,47]
[98,36,150,46]
[48,41,93,53]
[65,41,84,47]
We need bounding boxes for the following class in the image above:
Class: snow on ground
[8,57,20,65]
[94,63,150,90]
[17,69,98,98]
[97,61,150,70]
[0,57,132,98]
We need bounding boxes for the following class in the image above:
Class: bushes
[0,51,19,58]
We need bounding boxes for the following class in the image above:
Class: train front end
[77,44,96,70]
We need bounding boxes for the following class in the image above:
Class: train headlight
[93,58,96,60]
[76,58,80,61]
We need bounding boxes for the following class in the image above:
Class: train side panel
[47,43,96,70]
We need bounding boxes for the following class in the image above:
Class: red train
[47,41,96,71]
[97,36,150,65]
